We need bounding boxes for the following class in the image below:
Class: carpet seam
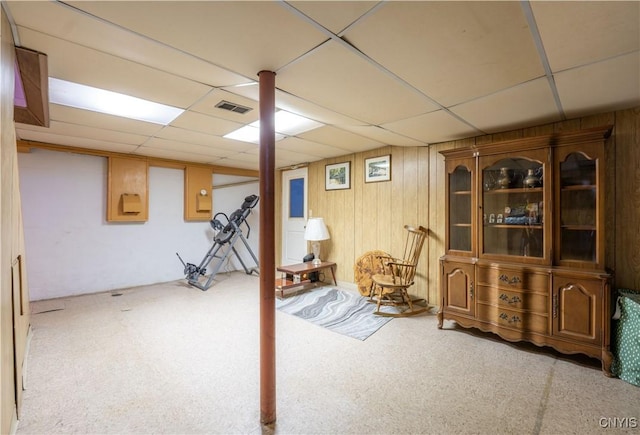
[532,359,556,435]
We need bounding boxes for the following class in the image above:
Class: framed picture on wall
[325,161,351,190]
[365,155,391,183]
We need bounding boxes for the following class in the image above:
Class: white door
[281,168,308,265]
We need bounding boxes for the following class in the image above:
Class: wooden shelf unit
[438,126,614,374]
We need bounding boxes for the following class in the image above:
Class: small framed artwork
[325,161,351,190]
[365,155,391,183]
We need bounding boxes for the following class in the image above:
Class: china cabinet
[438,126,613,374]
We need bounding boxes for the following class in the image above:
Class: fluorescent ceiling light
[274,111,323,135]
[48,77,184,125]
[224,110,323,143]
[225,125,285,144]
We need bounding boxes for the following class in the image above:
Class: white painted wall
[18,149,260,300]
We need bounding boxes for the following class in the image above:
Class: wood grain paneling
[107,156,149,222]
[13,47,49,127]
[184,165,213,221]
[416,147,430,301]
[2,9,31,432]
[614,107,640,289]
[285,146,433,301]
[275,107,640,309]
[428,143,449,304]
[1,12,17,429]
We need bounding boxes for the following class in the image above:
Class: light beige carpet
[17,272,640,434]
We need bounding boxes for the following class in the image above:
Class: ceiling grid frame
[5,0,637,170]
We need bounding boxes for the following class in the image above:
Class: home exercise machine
[177,194,259,291]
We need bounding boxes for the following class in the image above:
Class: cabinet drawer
[477,303,548,334]
[476,285,548,314]
[477,266,548,292]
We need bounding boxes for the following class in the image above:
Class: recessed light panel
[48,78,184,125]
[224,110,322,143]
[224,125,286,144]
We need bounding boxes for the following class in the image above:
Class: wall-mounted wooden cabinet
[184,165,212,221]
[438,126,613,374]
[107,156,148,222]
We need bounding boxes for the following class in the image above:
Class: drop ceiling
[6,1,639,171]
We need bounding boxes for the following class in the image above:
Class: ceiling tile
[222,151,259,164]
[134,147,216,164]
[532,1,640,72]
[555,52,640,118]
[277,137,356,159]
[450,78,561,134]
[298,125,384,153]
[223,85,367,127]
[67,1,329,78]
[383,110,480,144]
[278,40,439,125]
[142,138,241,158]
[241,148,305,170]
[155,126,255,151]
[274,148,323,165]
[210,158,259,171]
[339,125,426,147]
[286,1,379,34]
[17,120,148,145]
[7,0,249,87]
[49,105,164,136]
[229,82,425,147]
[17,27,212,108]
[6,1,638,170]
[189,89,260,124]
[344,1,544,107]
[17,129,139,154]
[170,111,242,136]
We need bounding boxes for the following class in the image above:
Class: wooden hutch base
[438,126,613,374]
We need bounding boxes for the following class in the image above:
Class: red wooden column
[258,70,276,425]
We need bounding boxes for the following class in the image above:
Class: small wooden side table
[275,261,337,298]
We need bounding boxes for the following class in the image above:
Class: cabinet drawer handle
[499,313,522,324]
[499,274,522,285]
[499,293,522,305]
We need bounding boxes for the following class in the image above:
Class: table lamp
[304,217,330,265]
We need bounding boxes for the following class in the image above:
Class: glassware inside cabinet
[559,152,597,262]
[482,158,544,258]
[449,165,472,252]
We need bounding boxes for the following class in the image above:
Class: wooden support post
[258,70,276,425]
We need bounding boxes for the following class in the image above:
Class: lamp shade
[304,217,330,241]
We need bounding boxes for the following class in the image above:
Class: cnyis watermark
[599,417,638,429]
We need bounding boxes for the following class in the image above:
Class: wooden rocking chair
[370,225,429,317]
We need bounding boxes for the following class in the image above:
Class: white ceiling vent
[215,100,252,114]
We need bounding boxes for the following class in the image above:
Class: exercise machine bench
[177,194,259,290]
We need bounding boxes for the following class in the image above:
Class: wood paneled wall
[1,8,31,433]
[276,106,640,304]
[277,146,432,301]
[613,107,640,289]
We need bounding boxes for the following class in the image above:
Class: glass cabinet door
[480,155,546,261]
[558,152,598,264]
[448,164,473,254]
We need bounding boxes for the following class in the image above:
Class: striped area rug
[276,287,399,340]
